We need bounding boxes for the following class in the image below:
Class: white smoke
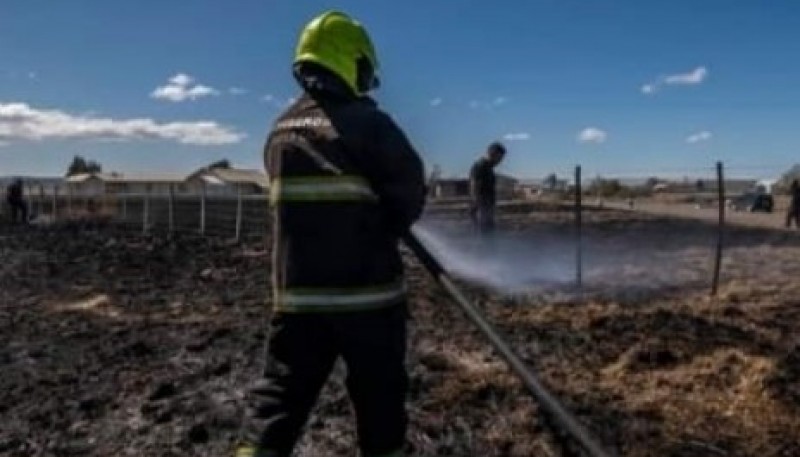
[412,222,576,293]
[411,215,713,302]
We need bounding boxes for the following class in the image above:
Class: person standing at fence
[469,142,506,234]
[236,11,426,457]
[787,179,800,229]
[5,178,28,225]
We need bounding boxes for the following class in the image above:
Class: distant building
[495,173,519,200]
[431,174,518,200]
[652,183,671,192]
[516,178,568,199]
[65,172,188,196]
[432,178,470,199]
[61,168,269,197]
[186,167,269,196]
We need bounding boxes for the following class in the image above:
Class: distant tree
[208,159,231,169]
[696,179,705,191]
[543,173,558,190]
[587,178,625,197]
[66,155,102,176]
[645,177,660,189]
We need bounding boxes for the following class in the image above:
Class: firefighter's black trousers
[244,304,408,457]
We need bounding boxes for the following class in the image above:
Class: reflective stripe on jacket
[270,175,378,203]
[274,280,407,313]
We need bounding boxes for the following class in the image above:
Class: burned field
[2,207,800,456]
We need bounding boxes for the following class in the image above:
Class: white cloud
[152,85,217,102]
[0,102,244,145]
[686,130,712,144]
[577,127,607,144]
[468,97,509,110]
[170,73,193,86]
[641,66,708,95]
[430,97,443,107]
[229,87,247,95]
[665,66,708,85]
[151,73,219,102]
[641,84,656,95]
[262,94,294,109]
[503,132,530,141]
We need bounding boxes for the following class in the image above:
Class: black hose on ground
[403,229,614,457]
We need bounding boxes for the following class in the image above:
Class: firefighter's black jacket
[264,75,425,312]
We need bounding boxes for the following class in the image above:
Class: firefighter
[787,179,800,229]
[469,142,506,234]
[236,11,426,457]
[6,178,28,225]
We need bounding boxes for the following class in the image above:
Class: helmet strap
[356,56,379,93]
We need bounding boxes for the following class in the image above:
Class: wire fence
[600,163,800,298]
[1,186,271,243]
[3,161,798,300]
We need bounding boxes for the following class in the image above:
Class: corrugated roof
[100,173,186,183]
[71,172,186,183]
[62,168,270,186]
[209,168,269,187]
[66,173,94,183]
[201,175,226,185]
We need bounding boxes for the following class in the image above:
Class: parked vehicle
[727,192,774,212]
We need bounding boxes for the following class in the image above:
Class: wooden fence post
[38,184,44,216]
[200,183,207,235]
[143,193,150,234]
[168,185,175,234]
[575,165,583,293]
[67,186,73,217]
[235,184,243,242]
[711,161,725,296]
[52,186,58,220]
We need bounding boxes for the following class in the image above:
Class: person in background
[787,179,800,229]
[469,142,506,234]
[6,178,28,225]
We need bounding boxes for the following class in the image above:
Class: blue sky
[2,0,799,180]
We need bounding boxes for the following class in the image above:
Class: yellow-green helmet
[294,11,380,96]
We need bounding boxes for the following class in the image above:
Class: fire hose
[403,228,613,457]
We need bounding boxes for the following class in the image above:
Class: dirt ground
[598,198,796,232]
[2,207,800,456]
